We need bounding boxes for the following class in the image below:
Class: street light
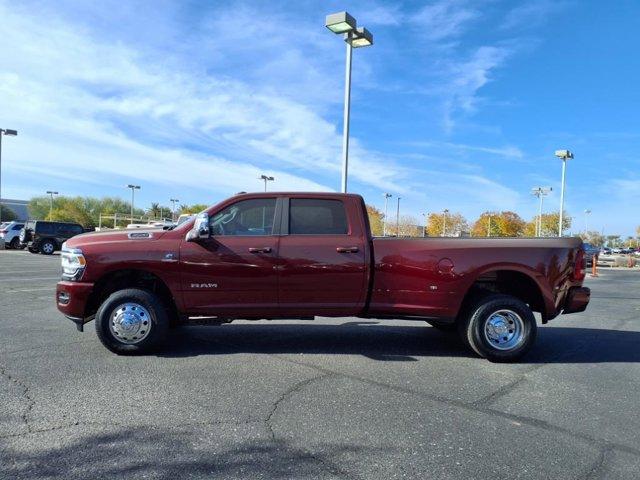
[46,191,58,220]
[487,214,492,237]
[531,187,552,237]
[442,209,449,237]
[260,175,274,192]
[170,198,179,222]
[0,128,18,222]
[396,197,401,236]
[555,149,574,236]
[325,11,373,193]
[382,193,392,236]
[126,184,141,224]
[422,213,427,237]
[584,209,591,234]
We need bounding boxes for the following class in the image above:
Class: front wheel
[458,294,537,362]
[40,240,56,255]
[95,288,169,355]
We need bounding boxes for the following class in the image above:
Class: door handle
[336,246,359,253]
[249,247,272,253]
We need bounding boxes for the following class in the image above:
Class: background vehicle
[582,242,600,266]
[56,192,590,362]
[20,220,85,254]
[0,221,25,249]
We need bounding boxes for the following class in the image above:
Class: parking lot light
[0,128,18,222]
[443,209,449,237]
[127,184,141,224]
[170,198,179,222]
[325,11,374,193]
[531,187,552,237]
[382,193,392,236]
[555,149,574,237]
[259,175,274,192]
[46,191,59,221]
[584,209,591,234]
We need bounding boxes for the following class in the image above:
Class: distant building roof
[0,198,29,221]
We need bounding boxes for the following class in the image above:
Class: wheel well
[85,269,179,324]
[459,270,545,318]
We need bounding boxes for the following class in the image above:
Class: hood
[64,228,168,249]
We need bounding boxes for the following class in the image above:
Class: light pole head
[2,129,18,136]
[260,175,274,181]
[325,11,357,33]
[555,149,574,160]
[350,27,373,48]
[383,193,392,199]
[127,184,141,190]
[585,209,591,214]
[46,191,58,195]
[170,198,179,202]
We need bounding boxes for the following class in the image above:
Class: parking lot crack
[583,444,613,480]
[0,362,35,433]
[471,376,527,407]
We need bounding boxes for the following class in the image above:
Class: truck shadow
[159,323,640,364]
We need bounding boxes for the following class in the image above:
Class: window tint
[37,223,55,235]
[71,225,84,235]
[289,199,348,235]
[210,198,276,236]
[12,225,24,231]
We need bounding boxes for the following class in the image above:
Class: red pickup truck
[56,192,590,361]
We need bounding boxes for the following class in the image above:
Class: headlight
[61,245,86,281]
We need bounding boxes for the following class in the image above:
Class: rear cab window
[289,198,349,235]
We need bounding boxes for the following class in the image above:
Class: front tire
[9,238,20,249]
[458,294,537,362]
[95,288,169,355]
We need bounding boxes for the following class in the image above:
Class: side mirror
[186,212,210,242]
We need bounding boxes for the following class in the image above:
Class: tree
[366,204,384,236]
[471,211,525,237]
[578,231,605,247]
[524,211,571,237]
[426,212,469,237]
[0,205,17,222]
[386,215,420,237]
[179,204,209,215]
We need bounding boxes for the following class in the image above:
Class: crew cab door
[277,196,368,316]
[179,197,280,316]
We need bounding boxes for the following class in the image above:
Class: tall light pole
[442,209,449,237]
[382,193,392,236]
[46,191,58,220]
[126,184,140,224]
[396,197,401,236]
[170,198,179,222]
[0,129,18,222]
[260,175,274,192]
[325,12,373,193]
[487,214,492,237]
[531,187,552,237]
[422,213,427,237]
[555,149,573,237]
[584,209,591,234]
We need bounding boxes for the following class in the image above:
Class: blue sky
[1,0,638,235]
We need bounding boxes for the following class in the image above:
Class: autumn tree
[386,215,420,237]
[366,204,385,236]
[578,231,605,247]
[523,211,571,237]
[471,211,525,237]
[426,212,469,237]
[179,204,209,215]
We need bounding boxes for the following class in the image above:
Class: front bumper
[563,286,591,314]
[56,281,95,330]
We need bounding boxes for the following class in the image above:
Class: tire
[8,237,19,249]
[426,320,457,332]
[40,240,56,255]
[28,247,39,254]
[457,294,537,362]
[95,288,169,355]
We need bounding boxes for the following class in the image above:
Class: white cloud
[411,0,479,41]
[501,0,568,30]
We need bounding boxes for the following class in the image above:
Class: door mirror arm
[186,212,211,242]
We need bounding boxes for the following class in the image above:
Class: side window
[71,225,84,235]
[12,225,23,231]
[210,198,276,236]
[289,199,348,235]
[38,223,54,235]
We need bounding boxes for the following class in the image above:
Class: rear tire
[95,288,169,355]
[457,294,537,362]
[40,240,56,255]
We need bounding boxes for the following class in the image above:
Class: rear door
[277,196,368,316]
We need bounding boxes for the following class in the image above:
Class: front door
[180,197,280,317]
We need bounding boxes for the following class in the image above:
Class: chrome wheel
[42,242,54,254]
[483,309,525,351]
[109,303,152,344]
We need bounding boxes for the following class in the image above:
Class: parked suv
[0,221,25,249]
[20,220,85,254]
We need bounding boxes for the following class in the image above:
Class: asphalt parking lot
[1,249,639,479]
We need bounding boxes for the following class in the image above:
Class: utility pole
[259,175,274,192]
[170,198,179,222]
[127,184,141,224]
[382,193,392,236]
[487,214,492,237]
[395,197,401,237]
[0,129,18,222]
[555,150,574,236]
[442,209,449,237]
